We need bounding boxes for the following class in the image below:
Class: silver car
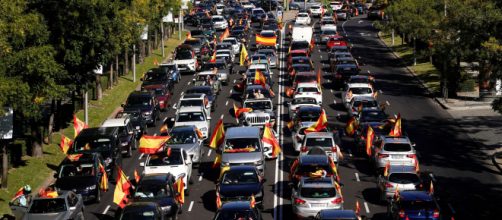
[10,191,85,220]
[256,49,278,68]
[292,176,343,219]
[347,96,381,117]
[372,136,417,169]
[167,125,204,164]
[377,165,421,201]
[221,127,265,175]
[299,132,342,164]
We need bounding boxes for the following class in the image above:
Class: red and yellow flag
[73,115,88,138]
[429,181,434,194]
[12,187,24,201]
[355,200,361,215]
[254,70,267,88]
[195,127,204,139]
[389,113,402,137]
[286,87,295,97]
[286,120,294,130]
[233,103,253,120]
[366,125,375,157]
[219,28,230,42]
[99,162,108,191]
[255,34,277,46]
[113,166,131,208]
[250,194,256,208]
[262,123,281,158]
[393,185,400,201]
[175,177,185,204]
[212,153,222,169]
[345,116,356,136]
[305,109,328,133]
[219,166,230,180]
[329,157,338,177]
[134,169,141,183]
[160,124,168,134]
[383,161,390,177]
[210,50,217,63]
[59,134,72,154]
[317,68,322,87]
[216,193,223,209]
[139,135,170,154]
[209,118,225,149]
[67,154,83,162]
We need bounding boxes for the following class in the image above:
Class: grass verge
[380,32,441,94]
[0,33,185,215]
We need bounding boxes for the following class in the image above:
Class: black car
[54,153,105,202]
[213,201,262,220]
[117,202,165,220]
[186,86,218,108]
[101,117,138,157]
[333,66,360,88]
[217,166,265,209]
[116,109,147,139]
[123,91,159,127]
[69,127,123,181]
[133,173,182,219]
[141,68,173,91]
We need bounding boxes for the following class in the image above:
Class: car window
[59,163,95,178]
[297,109,321,121]
[168,129,196,144]
[244,101,271,110]
[349,87,372,94]
[298,87,318,93]
[388,173,420,184]
[224,138,261,153]
[147,153,183,166]
[127,96,152,107]
[180,100,204,108]
[400,200,436,210]
[222,170,259,185]
[73,138,112,153]
[292,98,317,105]
[300,187,337,198]
[177,112,205,122]
[135,181,171,198]
[384,143,411,152]
[29,199,67,213]
[305,138,333,147]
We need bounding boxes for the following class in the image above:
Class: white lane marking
[181,92,184,96]
[225,101,229,106]
[364,202,370,213]
[342,20,348,36]
[188,81,191,85]
[233,79,236,84]
[102,205,111,214]
[320,55,323,59]
[355,173,360,182]
[198,173,204,182]
[220,114,224,119]
[331,89,334,93]
[230,89,233,94]
[188,201,194,212]
[173,103,177,109]
[358,20,363,24]
[207,149,212,157]
[138,153,145,160]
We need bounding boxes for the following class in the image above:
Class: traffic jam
[9,1,454,220]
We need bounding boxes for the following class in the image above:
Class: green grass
[0,32,185,215]
[380,32,441,94]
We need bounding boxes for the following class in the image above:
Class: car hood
[133,196,177,208]
[25,212,68,220]
[219,183,262,198]
[55,176,96,190]
[124,106,153,113]
[222,152,263,164]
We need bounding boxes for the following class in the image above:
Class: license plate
[311,203,326,208]
[392,155,404,159]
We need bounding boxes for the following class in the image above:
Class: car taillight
[406,154,416,159]
[398,210,405,218]
[300,146,308,152]
[331,146,337,152]
[378,153,389,158]
[331,197,343,204]
[433,209,440,218]
[385,183,394,188]
[316,92,321,94]
[335,73,342,79]
[294,197,306,205]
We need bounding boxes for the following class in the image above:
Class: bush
[458,78,476,92]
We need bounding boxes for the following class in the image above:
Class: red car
[326,36,349,50]
[287,50,310,68]
[142,85,172,111]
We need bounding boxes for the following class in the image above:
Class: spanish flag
[383,161,390,177]
[99,162,108,191]
[317,68,322,88]
[262,123,281,158]
[233,103,253,120]
[113,166,131,208]
[219,166,230,180]
[59,134,72,154]
[250,194,256,208]
[305,110,328,133]
[209,118,225,149]
[255,34,276,46]
[213,153,222,169]
[175,177,185,204]
[187,32,192,39]
[139,135,170,154]
[12,187,24,201]
[219,28,229,42]
[216,193,223,209]
[240,44,249,66]
[73,115,88,138]
[67,154,83,162]
[345,116,356,136]
[355,200,361,215]
[366,125,374,157]
[160,124,168,134]
[254,70,267,88]
[210,50,217,63]
[389,113,402,137]
[329,157,338,177]
[286,120,294,130]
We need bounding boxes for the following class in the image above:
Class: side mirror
[411,142,416,147]
[139,162,145,167]
[170,118,175,122]
[192,78,196,82]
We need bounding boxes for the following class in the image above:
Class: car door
[9,197,28,219]
[182,150,193,180]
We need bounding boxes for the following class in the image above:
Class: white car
[320,18,337,32]
[215,3,225,15]
[309,4,324,17]
[291,105,323,152]
[299,132,341,164]
[241,1,255,9]
[222,37,241,55]
[141,148,192,190]
[330,1,343,10]
[294,82,322,105]
[342,83,375,108]
[171,106,211,139]
[295,12,311,25]
[212,15,228,30]
[216,49,235,63]
[175,93,211,116]
[287,95,319,119]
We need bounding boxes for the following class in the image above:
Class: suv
[291,177,343,219]
[173,44,198,74]
[171,106,211,139]
[69,127,123,180]
[10,191,84,220]
[167,125,204,164]
[141,67,174,91]
[377,165,422,202]
[123,91,159,127]
[240,98,275,127]
[289,155,336,186]
[221,127,265,175]
[371,136,417,170]
[159,63,181,83]
[133,173,182,218]
[176,93,211,115]
[101,117,137,157]
[115,109,147,140]
[299,132,342,164]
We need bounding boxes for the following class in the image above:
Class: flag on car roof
[216,192,223,209]
[209,118,225,149]
[73,115,88,138]
[139,135,170,154]
[366,125,375,157]
[250,194,256,208]
[113,166,131,208]
[305,109,328,133]
[254,70,267,88]
[210,50,217,63]
[255,34,277,46]
[67,154,83,162]
[345,116,356,136]
[262,123,281,158]
[389,113,402,137]
[59,134,72,154]
[240,44,249,66]
[99,161,108,191]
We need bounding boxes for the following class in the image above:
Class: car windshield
[180,99,203,108]
[147,152,183,166]
[121,210,157,220]
[152,89,164,96]
[175,50,193,60]
[224,138,261,153]
[201,63,225,71]
[215,210,257,220]
[73,138,112,152]
[223,39,236,44]
[258,50,275,57]
[291,42,310,50]
[245,101,272,110]
[360,111,388,122]
[59,163,95,178]
[167,130,197,144]
[222,170,259,185]
[297,109,321,121]
[389,173,420,184]
[297,87,318,93]
[292,98,317,105]
[177,112,205,122]
[322,30,337,35]
[135,181,171,198]
[29,198,67,213]
[246,88,271,99]
[297,164,333,176]
[294,65,313,72]
[187,88,211,96]
[298,14,308,18]
[144,71,167,82]
[349,78,370,84]
[212,17,224,22]
[295,75,316,82]
[127,96,151,107]
[384,143,411,152]
[305,137,333,147]
[184,40,201,47]
[349,87,372,95]
[353,100,378,108]
[300,187,337,198]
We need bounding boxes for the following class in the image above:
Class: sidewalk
[435,89,495,111]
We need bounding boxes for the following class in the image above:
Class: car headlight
[254,160,264,166]
[143,111,152,116]
[200,127,207,131]
[136,126,141,130]
[121,142,129,146]
[161,205,172,212]
[87,185,96,190]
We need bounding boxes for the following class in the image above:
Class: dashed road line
[230,89,233,94]
[188,201,194,212]
[233,79,236,84]
[207,149,212,157]
[355,172,360,182]
[102,205,111,214]
[220,114,224,119]
[198,173,204,182]
[364,202,370,213]
[138,153,145,160]
[225,101,229,106]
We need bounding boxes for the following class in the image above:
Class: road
[83,13,502,220]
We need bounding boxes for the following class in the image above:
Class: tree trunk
[115,55,119,84]
[147,40,152,56]
[109,63,113,89]
[155,29,158,49]
[1,141,8,189]
[140,41,145,63]
[125,48,129,74]
[56,99,62,131]
[31,122,43,157]
[96,74,103,100]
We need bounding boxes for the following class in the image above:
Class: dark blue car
[315,209,360,220]
[213,201,262,220]
[388,190,441,220]
[217,166,265,209]
[133,173,181,219]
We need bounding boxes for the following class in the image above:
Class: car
[156,63,181,83]
[193,71,223,94]
[250,54,270,66]
[287,96,319,119]
[289,40,312,55]
[143,85,172,112]
[115,109,147,139]
[251,8,267,22]
[183,38,206,55]
[141,148,192,188]
[222,37,241,56]
[216,49,235,64]
[176,93,211,116]
[244,84,274,100]
[213,201,262,220]
[215,3,225,15]
[357,109,389,125]
[368,6,384,20]
[69,127,123,179]
[329,1,343,10]
[289,154,337,186]
[141,67,175,92]
[295,12,311,25]
[256,48,278,68]
[171,106,211,139]
[289,56,314,75]
[262,19,280,34]
[326,36,349,50]
[132,173,182,218]
[185,86,218,111]
[212,15,228,30]
[342,83,375,108]
[289,63,314,79]
[290,0,318,10]
[240,97,275,127]
[116,202,165,220]
[217,166,265,208]
[291,106,324,151]
[221,127,265,175]
[199,61,229,85]
[377,165,422,202]
[388,190,441,220]
[166,125,204,163]
[299,132,342,164]
[336,9,350,20]
[294,82,322,105]
[292,71,317,89]
[332,58,359,75]
[371,135,417,170]
[101,117,138,157]
[315,209,360,220]
[54,153,105,202]
[10,190,85,220]
[333,65,361,89]
[123,91,159,126]
[309,4,324,17]
[347,96,381,117]
[319,28,338,44]
[288,50,310,66]
[291,176,343,219]
[173,44,198,74]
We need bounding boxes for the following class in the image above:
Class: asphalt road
[82,13,502,220]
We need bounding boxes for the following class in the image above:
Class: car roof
[352,96,377,102]
[299,155,329,165]
[304,132,333,138]
[170,125,196,132]
[400,191,434,202]
[226,165,257,172]
[296,82,318,88]
[381,136,411,143]
[140,173,171,183]
[177,106,205,112]
[61,153,97,164]
[226,126,260,138]
[347,83,372,88]
[101,118,129,127]
[220,201,253,210]
[76,127,118,138]
[297,105,322,112]
[123,202,160,212]
[182,93,205,99]
[389,165,418,174]
[319,209,358,219]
